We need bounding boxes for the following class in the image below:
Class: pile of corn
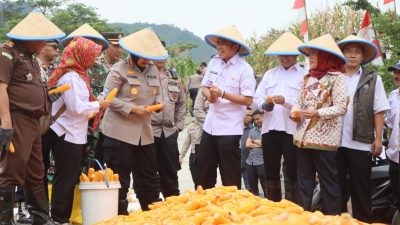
[94,186,383,225]
[80,168,119,182]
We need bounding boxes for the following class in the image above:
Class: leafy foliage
[51,3,118,35]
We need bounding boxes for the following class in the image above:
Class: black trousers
[51,133,84,223]
[94,132,105,170]
[154,131,181,198]
[103,135,160,210]
[245,163,266,197]
[189,144,200,188]
[389,160,400,210]
[262,131,297,182]
[297,148,341,215]
[196,131,241,189]
[189,88,198,114]
[337,147,372,222]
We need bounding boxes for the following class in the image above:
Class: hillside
[110,22,215,62]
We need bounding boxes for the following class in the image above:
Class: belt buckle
[191,149,196,154]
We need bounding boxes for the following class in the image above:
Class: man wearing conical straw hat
[0,11,65,225]
[196,25,256,189]
[291,34,348,215]
[100,27,167,213]
[253,32,305,203]
[337,35,390,222]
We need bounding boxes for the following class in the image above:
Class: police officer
[152,41,186,198]
[0,12,65,225]
[94,32,124,168]
[97,32,123,73]
[101,28,166,214]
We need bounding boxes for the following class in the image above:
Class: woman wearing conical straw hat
[100,27,167,213]
[195,25,256,189]
[0,11,65,225]
[336,35,390,222]
[290,34,348,215]
[253,32,305,203]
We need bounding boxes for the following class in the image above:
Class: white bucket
[79,181,121,225]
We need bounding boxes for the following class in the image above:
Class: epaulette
[5,41,14,48]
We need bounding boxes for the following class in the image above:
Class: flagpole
[303,0,309,42]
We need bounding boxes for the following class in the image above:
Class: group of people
[0,10,399,225]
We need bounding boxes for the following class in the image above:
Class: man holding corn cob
[151,41,186,198]
[0,12,65,225]
[253,32,305,203]
[196,26,256,189]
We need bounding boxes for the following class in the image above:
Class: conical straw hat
[62,23,108,48]
[205,25,251,57]
[265,32,303,56]
[7,11,65,41]
[298,34,348,63]
[337,35,377,65]
[119,27,168,61]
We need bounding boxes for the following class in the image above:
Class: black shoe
[16,202,33,224]
[24,186,56,225]
[0,187,16,225]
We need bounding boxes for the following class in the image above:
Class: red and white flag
[357,11,384,65]
[383,0,396,12]
[293,0,308,42]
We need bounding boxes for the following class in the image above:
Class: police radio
[170,67,178,80]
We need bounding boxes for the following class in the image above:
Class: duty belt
[11,109,44,119]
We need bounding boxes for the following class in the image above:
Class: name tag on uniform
[26,73,33,81]
[210,71,219,83]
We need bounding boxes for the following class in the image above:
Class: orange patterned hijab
[48,36,102,100]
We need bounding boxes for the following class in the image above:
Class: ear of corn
[105,88,118,102]
[9,143,15,153]
[48,84,71,94]
[145,103,163,112]
[94,185,380,225]
[79,168,119,183]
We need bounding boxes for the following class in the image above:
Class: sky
[75,0,399,39]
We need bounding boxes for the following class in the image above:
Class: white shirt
[341,67,390,151]
[386,89,400,163]
[201,54,256,136]
[51,71,100,144]
[254,63,305,135]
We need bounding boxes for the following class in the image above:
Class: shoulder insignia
[1,52,13,60]
[5,41,14,48]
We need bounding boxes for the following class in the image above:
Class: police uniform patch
[1,52,13,60]
[152,87,157,96]
[131,88,138,95]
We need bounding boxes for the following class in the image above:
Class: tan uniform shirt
[101,59,161,146]
[95,53,117,74]
[0,42,47,116]
[188,73,203,89]
[151,69,186,138]
[179,122,203,162]
[193,90,209,128]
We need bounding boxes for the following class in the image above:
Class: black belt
[11,109,45,119]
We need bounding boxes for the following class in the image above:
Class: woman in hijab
[47,36,110,224]
[290,34,348,215]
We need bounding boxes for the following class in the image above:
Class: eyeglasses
[46,44,59,50]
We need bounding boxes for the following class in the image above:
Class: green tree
[51,3,118,35]
[166,42,198,86]
[344,0,400,92]
[0,0,28,42]
[26,0,68,16]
